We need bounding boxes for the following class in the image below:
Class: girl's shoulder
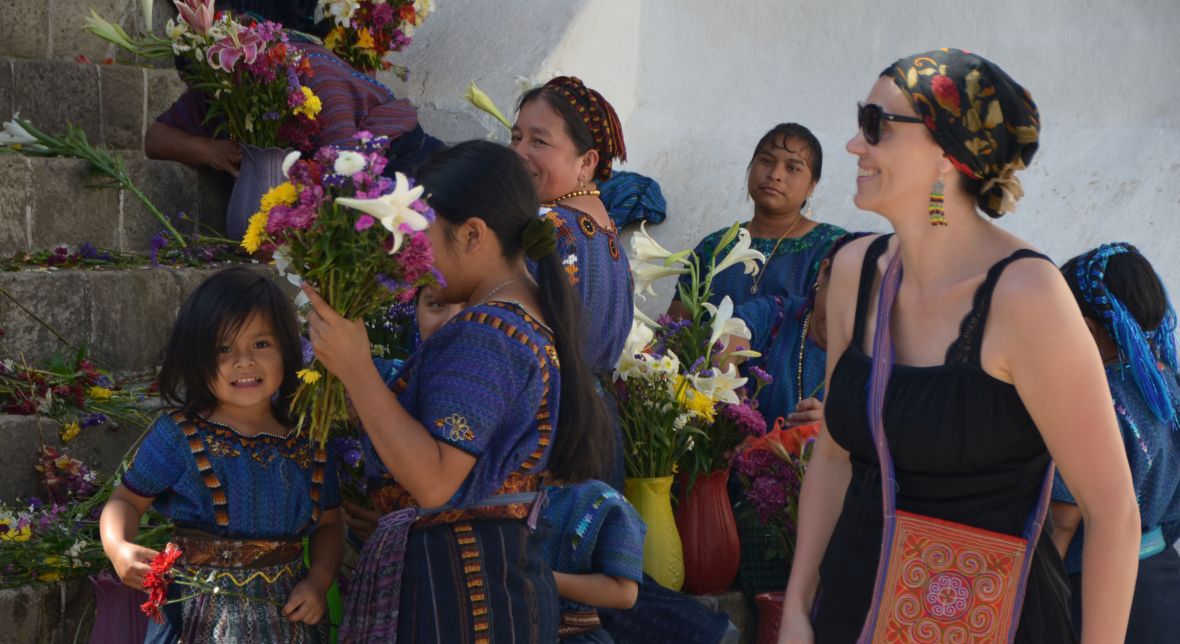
[416,301,557,375]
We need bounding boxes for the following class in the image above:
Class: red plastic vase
[755,592,785,644]
[675,467,740,595]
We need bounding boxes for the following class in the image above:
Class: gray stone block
[0,155,31,253]
[0,577,91,644]
[98,64,146,150]
[85,268,181,370]
[144,68,188,130]
[12,60,102,145]
[0,1,48,60]
[28,157,121,250]
[50,0,138,64]
[194,167,234,236]
[0,270,92,365]
[121,156,201,251]
[0,59,13,123]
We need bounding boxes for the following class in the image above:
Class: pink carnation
[398,232,434,284]
[355,215,375,231]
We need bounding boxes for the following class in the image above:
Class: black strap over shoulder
[851,234,895,351]
[945,249,1053,366]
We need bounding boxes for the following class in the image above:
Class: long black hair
[416,140,613,483]
[1061,249,1168,332]
[158,266,303,425]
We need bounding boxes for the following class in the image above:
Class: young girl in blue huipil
[100,267,344,643]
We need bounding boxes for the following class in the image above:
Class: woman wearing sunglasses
[778,49,1138,643]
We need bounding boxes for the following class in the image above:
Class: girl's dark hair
[158,266,303,425]
[748,123,824,183]
[1061,250,1168,332]
[517,87,597,155]
[416,140,613,483]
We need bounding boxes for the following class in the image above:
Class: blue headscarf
[1075,242,1180,425]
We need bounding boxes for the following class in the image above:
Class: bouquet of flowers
[242,131,437,443]
[318,0,436,78]
[85,1,322,149]
[731,422,819,560]
[626,223,766,479]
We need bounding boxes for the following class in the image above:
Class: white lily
[622,317,654,357]
[463,81,512,131]
[631,222,691,267]
[691,363,748,405]
[335,172,427,253]
[0,114,46,151]
[633,306,660,329]
[701,296,753,349]
[334,150,367,176]
[632,260,688,300]
[712,228,765,276]
[281,151,301,178]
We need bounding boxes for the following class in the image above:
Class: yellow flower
[0,518,31,543]
[60,422,81,444]
[324,26,346,51]
[356,28,375,51]
[293,87,322,119]
[38,556,68,581]
[259,181,298,213]
[241,211,269,253]
[88,386,113,400]
[674,377,717,423]
[297,368,322,384]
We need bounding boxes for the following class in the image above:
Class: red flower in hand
[140,543,183,623]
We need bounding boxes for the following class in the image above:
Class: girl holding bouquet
[305,140,614,642]
[99,267,344,643]
[510,76,634,490]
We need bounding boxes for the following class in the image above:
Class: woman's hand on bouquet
[785,397,823,427]
[303,284,373,388]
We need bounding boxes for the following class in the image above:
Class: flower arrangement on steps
[614,223,767,593]
[317,0,436,79]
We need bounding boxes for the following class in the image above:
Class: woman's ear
[462,217,492,254]
[580,148,600,182]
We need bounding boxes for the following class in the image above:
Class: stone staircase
[0,3,239,640]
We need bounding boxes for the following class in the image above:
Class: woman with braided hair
[779,49,1138,643]
[511,76,634,491]
[1053,243,1180,641]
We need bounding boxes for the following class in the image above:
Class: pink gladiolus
[207,27,264,72]
[174,0,215,35]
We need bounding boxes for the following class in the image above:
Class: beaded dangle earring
[928,178,947,226]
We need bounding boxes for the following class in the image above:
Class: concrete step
[0,56,188,152]
[0,154,232,254]
[3,0,176,65]
[0,578,91,644]
[0,412,149,504]
[0,265,242,371]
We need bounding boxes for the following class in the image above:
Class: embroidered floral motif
[435,413,474,442]
[562,254,580,285]
[577,214,597,238]
[251,448,279,468]
[206,437,241,458]
[545,344,560,368]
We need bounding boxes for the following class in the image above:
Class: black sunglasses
[857,102,924,145]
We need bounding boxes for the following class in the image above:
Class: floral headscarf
[543,76,627,182]
[885,49,1040,216]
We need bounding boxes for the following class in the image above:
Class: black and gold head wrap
[542,76,628,183]
[884,49,1040,216]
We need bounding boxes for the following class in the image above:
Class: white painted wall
[386,0,1180,311]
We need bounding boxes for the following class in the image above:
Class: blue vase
[225,144,292,242]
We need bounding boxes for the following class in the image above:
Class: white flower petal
[281,151,301,178]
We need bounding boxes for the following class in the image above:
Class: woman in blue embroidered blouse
[1052,244,1180,641]
[100,267,343,643]
[305,140,614,642]
[511,76,635,490]
[669,123,845,319]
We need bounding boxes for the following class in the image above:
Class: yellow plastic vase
[624,476,685,591]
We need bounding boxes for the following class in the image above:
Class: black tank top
[813,234,1075,643]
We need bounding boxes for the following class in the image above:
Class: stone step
[0,154,232,255]
[3,0,176,65]
[0,56,188,152]
[0,412,148,504]
[0,265,243,371]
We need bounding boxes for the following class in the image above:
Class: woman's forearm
[553,571,639,609]
[1077,502,1140,643]
[782,434,851,616]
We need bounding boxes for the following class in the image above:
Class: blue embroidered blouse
[679,222,846,308]
[364,301,561,508]
[529,204,634,375]
[1052,363,1180,573]
[735,295,827,426]
[540,480,646,612]
[122,412,340,539]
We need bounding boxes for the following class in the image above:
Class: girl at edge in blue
[1052,243,1180,641]
[99,267,344,643]
[305,140,615,642]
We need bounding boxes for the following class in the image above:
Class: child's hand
[282,579,327,625]
[110,542,160,590]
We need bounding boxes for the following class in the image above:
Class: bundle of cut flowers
[731,421,819,561]
[0,349,154,442]
[242,131,437,443]
[620,223,766,481]
[318,0,436,78]
[86,1,322,149]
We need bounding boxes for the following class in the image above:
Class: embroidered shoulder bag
[858,251,1054,643]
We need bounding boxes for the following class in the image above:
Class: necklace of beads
[543,188,601,207]
[478,278,518,305]
[749,214,808,295]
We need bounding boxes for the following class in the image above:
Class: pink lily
[173,0,215,35]
[206,26,263,72]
